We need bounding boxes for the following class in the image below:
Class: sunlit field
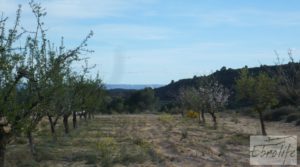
[4,113,300,167]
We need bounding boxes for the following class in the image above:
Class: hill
[154,63,299,108]
[105,84,163,90]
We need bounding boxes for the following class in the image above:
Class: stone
[0,117,8,125]
[3,124,11,133]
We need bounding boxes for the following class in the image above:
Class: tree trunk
[234,111,239,124]
[63,115,69,134]
[88,112,91,119]
[210,112,217,129]
[0,133,6,167]
[258,110,267,135]
[47,115,55,135]
[27,131,36,155]
[201,111,206,123]
[84,113,87,121]
[72,111,77,129]
[48,115,60,141]
[0,116,9,167]
[198,111,202,124]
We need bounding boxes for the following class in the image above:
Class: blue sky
[1,0,300,84]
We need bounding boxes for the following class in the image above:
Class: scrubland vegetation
[1,1,300,167]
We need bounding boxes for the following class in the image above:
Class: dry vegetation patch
[4,113,300,166]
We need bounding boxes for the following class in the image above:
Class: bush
[180,128,188,140]
[165,107,181,114]
[5,147,38,166]
[186,110,199,119]
[118,143,152,165]
[264,106,297,121]
[118,136,160,165]
[295,119,300,126]
[237,107,257,117]
[158,113,174,123]
[227,133,250,145]
[35,145,57,162]
[96,137,119,167]
[68,151,98,164]
[285,113,300,123]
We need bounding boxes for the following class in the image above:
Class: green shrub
[35,146,56,162]
[285,113,300,123]
[227,133,249,145]
[264,106,297,121]
[5,148,38,167]
[14,137,28,144]
[238,107,257,117]
[295,119,300,126]
[118,138,158,165]
[118,144,150,165]
[68,152,98,164]
[180,128,188,140]
[131,137,149,147]
[167,107,181,114]
[96,137,119,167]
[158,113,174,123]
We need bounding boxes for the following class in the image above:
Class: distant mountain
[105,84,164,90]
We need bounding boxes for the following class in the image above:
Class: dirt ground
[4,113,300,167]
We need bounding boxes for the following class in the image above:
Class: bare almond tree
[275,50,300,108]
[178,77,229,127]
[199,77,229,129]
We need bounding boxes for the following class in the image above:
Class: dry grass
[4,113,300,166]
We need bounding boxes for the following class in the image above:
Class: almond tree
[178,87,206,123]
[0,1,93,163]
[236,68,278,135]
[84,74,105,119]
[19,1,93,154]
[199,77,229,129]
[62,70,103,133]
[0,6,31,165]
[275,51,300,108]
[178,77,229,127]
